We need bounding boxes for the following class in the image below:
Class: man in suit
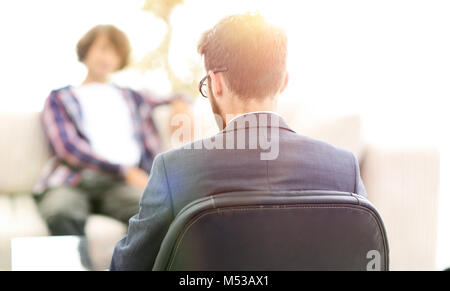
[110,13,366,271]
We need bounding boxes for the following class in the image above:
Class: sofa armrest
[361,144,440,270]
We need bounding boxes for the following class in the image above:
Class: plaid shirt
[33,84,187,195]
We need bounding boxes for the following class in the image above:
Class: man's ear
[209,71,223,97]
[279,72,289,94]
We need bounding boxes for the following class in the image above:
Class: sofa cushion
[84,215,127,270]
[278,97,363,160]
[0,113,51,193]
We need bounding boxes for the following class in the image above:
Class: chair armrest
[361,144,440,270]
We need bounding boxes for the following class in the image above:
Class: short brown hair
[197,13,287,99]
[76,24,131,70]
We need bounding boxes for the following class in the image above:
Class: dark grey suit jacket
[110,112,366,270]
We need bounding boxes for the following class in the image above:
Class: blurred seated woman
[33,24,192,236]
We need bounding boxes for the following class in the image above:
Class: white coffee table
[11,236,92,271]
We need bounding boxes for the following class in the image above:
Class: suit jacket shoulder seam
[352,153,357,194]
[160,154,175,219]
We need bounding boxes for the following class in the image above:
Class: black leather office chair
[153,190,389,271]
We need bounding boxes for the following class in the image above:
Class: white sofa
[0,98,440,270]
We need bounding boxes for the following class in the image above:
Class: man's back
[163,112,365,214]
[110,112,366,270]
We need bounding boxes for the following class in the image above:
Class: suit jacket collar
[222,112,296,134]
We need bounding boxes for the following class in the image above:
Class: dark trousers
[36,170,142,236]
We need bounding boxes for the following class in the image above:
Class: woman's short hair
[76,24,131,70]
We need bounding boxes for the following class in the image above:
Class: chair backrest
[153,190,389,271]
